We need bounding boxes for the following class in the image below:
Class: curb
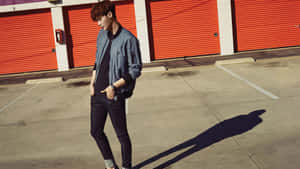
[25,77,64,84]
[1,47,300,86]
[215,57,256,65]
[142,66,167,73]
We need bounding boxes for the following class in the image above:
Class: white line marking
[216,64,279,100]
[0,84,39,113]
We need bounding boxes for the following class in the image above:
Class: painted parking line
[216,64,279,100]
[0,84,39,114]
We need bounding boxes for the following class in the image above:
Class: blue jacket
[94,26,142,98]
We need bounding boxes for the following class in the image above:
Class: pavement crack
[0,84,39,114]
[0,115,88,128]
[178,74,223,122]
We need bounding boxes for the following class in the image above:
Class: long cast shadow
[133,110,265,169]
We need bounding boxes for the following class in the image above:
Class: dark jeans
[90,93,132,169]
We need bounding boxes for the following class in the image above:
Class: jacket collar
[107,24,122,40]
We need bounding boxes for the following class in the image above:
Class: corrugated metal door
[289,0,300,47]
[150,0,220,60]
[64,1,137,68]
[233,0,300,52]
[0,9,57,75]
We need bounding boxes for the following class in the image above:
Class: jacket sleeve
[95,30,103,64]
[126,37,142,80]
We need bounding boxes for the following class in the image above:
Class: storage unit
[233,0,300,52]
[64,1,137,68]
[0,9,57,75]
[149,0,220,60]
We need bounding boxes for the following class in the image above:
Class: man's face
[97,12,113,30]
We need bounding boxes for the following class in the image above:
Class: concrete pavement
[1,56,300,169]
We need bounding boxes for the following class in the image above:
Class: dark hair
[91,0,116,21]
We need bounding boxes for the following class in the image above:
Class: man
[90,1,142,169]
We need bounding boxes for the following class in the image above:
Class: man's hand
[90,84,95,96]
[101,85,115,100]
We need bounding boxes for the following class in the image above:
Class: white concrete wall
[217,0,234,55]
[134,0,151,63]
[0,0,123,13]
[51,7,69,71]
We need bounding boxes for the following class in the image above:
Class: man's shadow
[133,109,265,169]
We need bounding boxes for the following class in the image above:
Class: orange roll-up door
[0,9,57,75]
[289,0,300,47]
[64,1,137,68]
[150,0,220,60]
[233,0,300,52]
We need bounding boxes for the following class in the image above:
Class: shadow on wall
[133,109,266,169]
[63,6,74,68]
[48,0,63,5]
[231,0,239,52]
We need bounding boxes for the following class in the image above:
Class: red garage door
[0,9,57,75]
[233,0,300,52]
[64,1,137,68]
[150,0,220,60]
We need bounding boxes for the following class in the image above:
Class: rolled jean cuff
[104,159,115,168]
